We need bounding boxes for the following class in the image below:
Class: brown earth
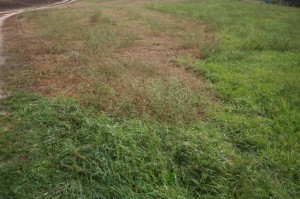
[0,0,61,11]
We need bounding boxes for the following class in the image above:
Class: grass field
[0,0,299,198]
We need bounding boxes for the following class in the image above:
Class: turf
[0,0,299,198]
[150,0,300,197]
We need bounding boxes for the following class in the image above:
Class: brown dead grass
[2,0,217,123]
[101,4,210,87]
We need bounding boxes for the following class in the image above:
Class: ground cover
[0,0,299,198]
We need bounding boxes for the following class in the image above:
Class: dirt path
[0,0,76,99]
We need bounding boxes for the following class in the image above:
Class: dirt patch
[0,0,62,11]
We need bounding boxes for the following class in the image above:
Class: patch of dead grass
[2,0,217,123]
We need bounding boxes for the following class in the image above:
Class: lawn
[0,0,299,198]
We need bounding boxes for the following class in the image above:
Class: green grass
[1,0,300,198]
[150,0,300,197]
[0,94,236,198]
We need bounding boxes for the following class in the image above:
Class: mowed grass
[0,0,300,198]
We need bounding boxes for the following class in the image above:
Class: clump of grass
[142,79,202,123]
